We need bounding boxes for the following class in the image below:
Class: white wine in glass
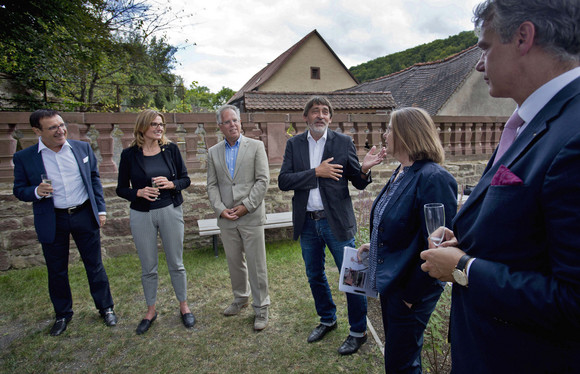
[424,203,445,247]
[151,178,160,200]
[41,173,52,197]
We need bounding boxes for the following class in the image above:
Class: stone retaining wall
[0,161,487,271]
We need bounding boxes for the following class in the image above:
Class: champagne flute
[424,203,445,247]
[41,173,52,197]
[151,177,160,200]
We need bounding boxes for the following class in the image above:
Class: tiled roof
[229,29,358,103]
[244,91,396,111]
[341,45,482,115]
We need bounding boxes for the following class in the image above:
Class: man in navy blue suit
[13,109,117,336]
[421,0,580,372]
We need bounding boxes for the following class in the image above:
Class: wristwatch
[452,254,472,287]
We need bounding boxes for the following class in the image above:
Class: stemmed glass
[424,203,445,247]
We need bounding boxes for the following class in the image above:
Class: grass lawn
[0,240,385,373]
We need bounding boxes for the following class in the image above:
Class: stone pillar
[0,123,17,182]
[266,122,286,165]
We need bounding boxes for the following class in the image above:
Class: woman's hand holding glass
[151,176,175,190]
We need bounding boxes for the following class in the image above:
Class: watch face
[453,269,468,286]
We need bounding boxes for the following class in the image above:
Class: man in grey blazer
[207,104,270,331]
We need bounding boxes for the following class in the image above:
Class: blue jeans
[300,217,367,334]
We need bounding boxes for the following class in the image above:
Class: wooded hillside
[349,31,478,82]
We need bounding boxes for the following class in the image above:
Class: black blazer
[278,129,370,241]
[370,160,457,304]
[116,142,190,212]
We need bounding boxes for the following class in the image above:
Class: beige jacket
[206,136,269,229]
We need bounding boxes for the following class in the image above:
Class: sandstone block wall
[0,161,487,271]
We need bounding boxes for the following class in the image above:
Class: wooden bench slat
[197,212,293,257]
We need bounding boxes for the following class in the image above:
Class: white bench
[197,212,293,257]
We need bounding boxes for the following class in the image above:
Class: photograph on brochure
[338,246,378,298]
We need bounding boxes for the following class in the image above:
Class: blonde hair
[390,107,445,164]
[131,109,171,148]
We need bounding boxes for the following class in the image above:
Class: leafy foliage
[350,31,478,82]
[182,84,236,111]
[0,0,196,111]
[423,285,452,373]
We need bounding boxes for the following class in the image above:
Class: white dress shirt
[36,139,89,209]
[306,129,328,212]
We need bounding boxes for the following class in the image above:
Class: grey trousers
[220,224,270,314]
[130,204,187,306]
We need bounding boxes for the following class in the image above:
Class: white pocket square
[83,156,89,163]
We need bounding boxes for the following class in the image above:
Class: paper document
[338,246,378,298]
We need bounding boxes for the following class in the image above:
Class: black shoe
[307,323,337,343]
[50,317,72,336]
[181,312,195,328]
[100,307,117,327]
[338,334,367,355]
[136,313,157,335]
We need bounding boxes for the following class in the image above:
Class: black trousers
[380,286,443,373]
[41,205,114,319]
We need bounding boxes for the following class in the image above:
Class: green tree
[0,0,188,111]
[182,84,235,111]
[350,31,478,82]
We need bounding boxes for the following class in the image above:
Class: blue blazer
[371,160,457,304]
[450,77,580,373]
[13,139,106,244]
[278,129,370,241]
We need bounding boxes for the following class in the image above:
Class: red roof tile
[243,91,396,111]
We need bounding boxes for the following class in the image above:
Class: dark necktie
[493,111,525,165]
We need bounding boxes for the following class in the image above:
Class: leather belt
[55,200,90,215]
[307,210,326,220]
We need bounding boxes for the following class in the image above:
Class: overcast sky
[158,0,483,92]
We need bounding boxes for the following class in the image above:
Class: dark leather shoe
[50,317,72,336]
[136,313,157,335]
[181,312,195,328]
[307,323,337,343]
[100,307,117,326]
[338,334,367,355]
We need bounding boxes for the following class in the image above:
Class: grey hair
[473,0,580,62]
[216,104,241,124]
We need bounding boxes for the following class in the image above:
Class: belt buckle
[67,206,76,214]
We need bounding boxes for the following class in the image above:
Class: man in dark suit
[420,1,580,372]
[279,96,385,355]
[13,109,117,336]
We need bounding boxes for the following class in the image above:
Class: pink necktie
[493,111,525,165]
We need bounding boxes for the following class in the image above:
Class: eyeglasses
[45,123,67,132]
[150,122,166,128]
[220,118,239,126]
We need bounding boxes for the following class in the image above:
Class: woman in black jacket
[116,109,195,335]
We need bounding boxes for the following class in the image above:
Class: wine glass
[41,173,52,197]
[424,203,445,247]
